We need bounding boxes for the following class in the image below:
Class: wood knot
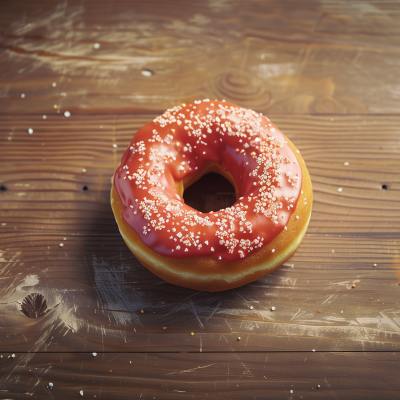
[21,293,47,319]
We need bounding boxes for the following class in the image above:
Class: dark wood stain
[20,293,47,319]
[0,0,400,398]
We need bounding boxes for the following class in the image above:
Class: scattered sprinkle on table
[113,144,118,148]
[271,306,276,311]
[79,390,83,396]
[48,382,53,389]
[344,162,349,166]
[352,284,356,288]
[59,243,64,247]
[373,263,377,267]
[21,93,25,98]
[52,82,57,87]
[93,43,100,49]
[337,187,343,192]
[237,337,241,341]
[191,332,194,335]
[82,168,86,172]
[249,306,253,310]
[43,115,47,119]
[64,111,71,118]
[141,69,153,77]
[140,310,144,314]
[28,128,33,134]
[92,352,97,357]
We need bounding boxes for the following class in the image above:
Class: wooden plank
[1,1,400,114]
[1,233,399,353]
[1,352,400,399]
[1,114,400,235]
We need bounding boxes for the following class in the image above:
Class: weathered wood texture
[1,114,400,234]
[1,114,399,355]
[1,0,400,398]
[1,352,400,399]
[1,0,400,114]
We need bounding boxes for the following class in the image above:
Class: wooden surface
[1,0,400,398]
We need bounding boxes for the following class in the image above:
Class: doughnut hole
[183,172,236,213]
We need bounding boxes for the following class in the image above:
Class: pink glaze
[114,100,302,261]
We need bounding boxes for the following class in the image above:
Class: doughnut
[111,100,312,291]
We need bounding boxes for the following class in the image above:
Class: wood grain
[1,352,400,399]
[1,114,399,235]
[1,232,400,353]
[1,0,400,114]
[1,114,399,356]
[1,0,400,397]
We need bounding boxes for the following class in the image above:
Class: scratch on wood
[322,294,335,305]
[166,364,215,375]
[290,309,302,321]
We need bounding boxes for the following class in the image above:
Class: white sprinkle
[344,162,349,166]
[296,215,299,219]
[337,187,343,192]
[141,69,153,77]
[82,168,86,172]
[271,249,275,253]
[64,238,66,241]
[48,382,53,388]
[59,243,64,247]
[11,353,15,358]
[93,43,100,49]
[271,306,276,311]
[28,128,34,134]
[92,352,97,357]
[290,390,293,394]
[80,390,84,396]
[43,115,47,119]
[249,306,253,310]
[52,82,57,87]
[64,111,71,118]
[113,144,118,148]
[312,349,316,352]
[21,93,25,98]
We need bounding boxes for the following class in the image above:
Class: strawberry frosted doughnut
[111,100,312,291]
